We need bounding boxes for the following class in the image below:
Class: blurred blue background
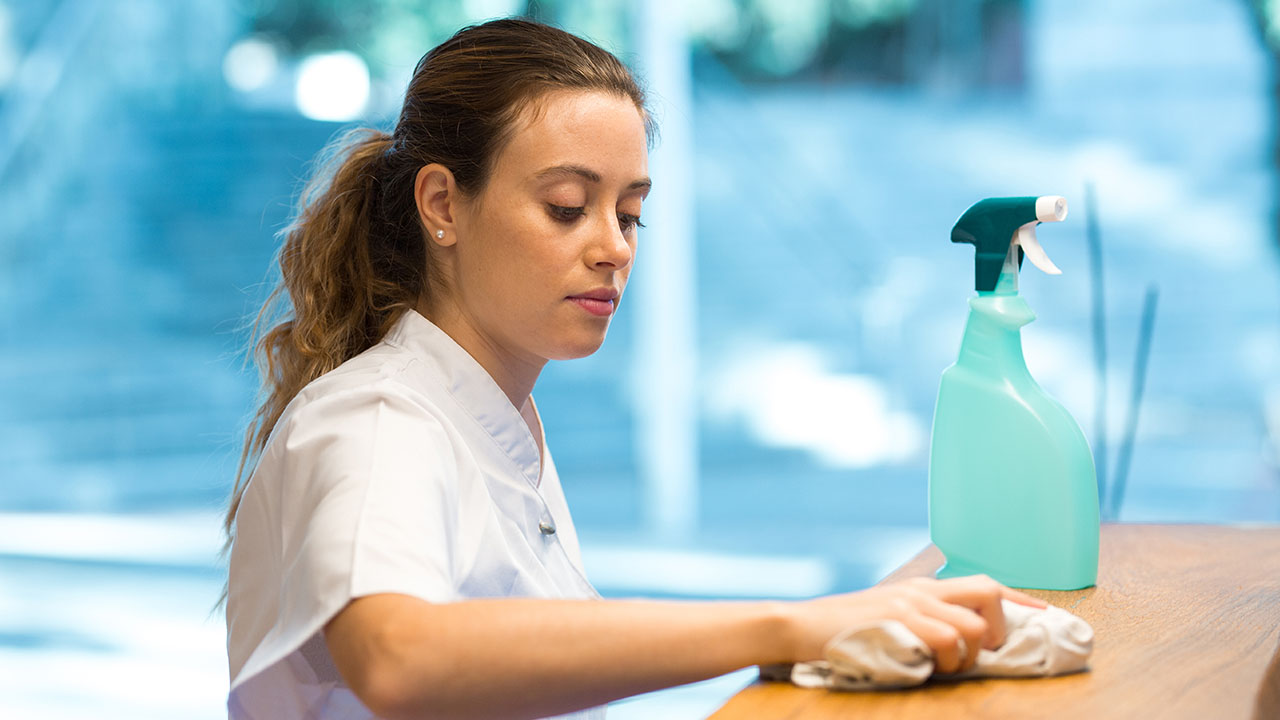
[2,0,1277,717]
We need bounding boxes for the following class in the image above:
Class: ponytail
[223,128,427,540]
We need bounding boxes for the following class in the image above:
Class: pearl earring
[435,230,444,239]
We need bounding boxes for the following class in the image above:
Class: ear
[414,163,461,247]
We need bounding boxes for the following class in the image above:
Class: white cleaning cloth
[767,600,1093,690]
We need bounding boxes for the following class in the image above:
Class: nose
[586,216,633,271]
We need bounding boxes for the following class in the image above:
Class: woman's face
[447,89,650,365]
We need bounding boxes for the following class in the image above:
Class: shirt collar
[383,309,543,489]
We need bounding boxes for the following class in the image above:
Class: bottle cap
[951,196,1068,292]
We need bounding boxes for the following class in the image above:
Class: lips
[567,287,619,317]
[568,287,620,301]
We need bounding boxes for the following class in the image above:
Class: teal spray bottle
[928,196,1099,590]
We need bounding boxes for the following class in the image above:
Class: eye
[548,204,585,223]
[618,213,645,233]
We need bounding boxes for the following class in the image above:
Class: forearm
[325,594,792,720]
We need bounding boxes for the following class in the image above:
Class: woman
[224,17,1043,720]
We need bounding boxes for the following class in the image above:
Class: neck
[956,294,1032,377]
[416,298,545,411]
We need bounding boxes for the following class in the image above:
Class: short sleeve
[227,381,461,701]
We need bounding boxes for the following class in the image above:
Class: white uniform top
[226,309,603,720]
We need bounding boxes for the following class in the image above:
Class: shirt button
[538,521,556,535]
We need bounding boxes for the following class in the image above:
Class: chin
[548,327,610,360]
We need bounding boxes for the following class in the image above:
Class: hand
[786,575,1046,674]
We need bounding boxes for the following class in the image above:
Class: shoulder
[276,342,450,445]
[257,346,467,493]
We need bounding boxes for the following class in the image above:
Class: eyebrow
[535,164,652,193]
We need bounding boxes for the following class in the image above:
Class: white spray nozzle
[1014,194,1068,277]
[1036,195,1068,223]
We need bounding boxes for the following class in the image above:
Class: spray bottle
[929,196,1099,590]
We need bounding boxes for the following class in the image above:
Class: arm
[325,575,1045,720]
[326,594,786,720]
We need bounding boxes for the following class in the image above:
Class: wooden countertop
[707,524,1280,720]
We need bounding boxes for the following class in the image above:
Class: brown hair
[223,18,653,543]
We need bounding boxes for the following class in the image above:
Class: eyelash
[548,205,645,233]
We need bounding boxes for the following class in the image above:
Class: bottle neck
[957,299,1032,374]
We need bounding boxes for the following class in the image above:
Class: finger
[902,612,965,674]
[923,576,1007,650]
[913,594,987,672]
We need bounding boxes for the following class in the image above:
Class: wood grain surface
[707,524,1280,720]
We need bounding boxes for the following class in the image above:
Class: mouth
[569,287,620,302]
[567,295,616,317]
[567,285,620,318]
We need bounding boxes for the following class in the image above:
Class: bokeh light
[222,35,279,93]
[294,50,370,121]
